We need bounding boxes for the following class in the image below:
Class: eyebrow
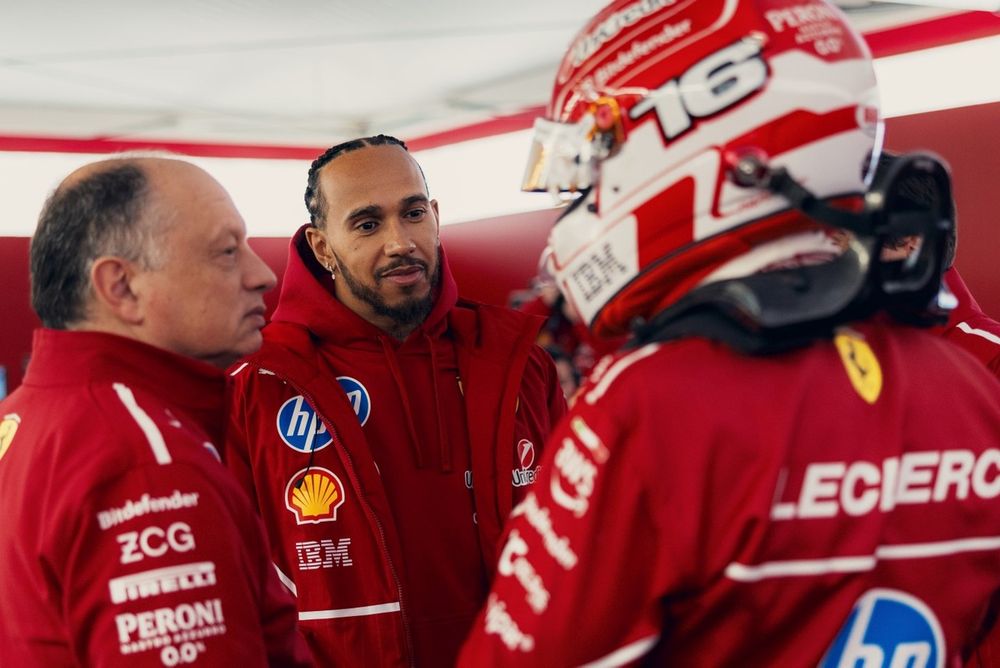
[344,194,429,224]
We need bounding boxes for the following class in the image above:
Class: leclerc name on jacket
[771,448,1000,520]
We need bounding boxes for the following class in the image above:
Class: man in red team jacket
[0,157,313,666]
[225,135,566,666]
[459,0,1000,665]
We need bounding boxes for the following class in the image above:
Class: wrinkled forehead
[145,160,245,240]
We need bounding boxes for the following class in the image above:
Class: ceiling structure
[0,0,988,153]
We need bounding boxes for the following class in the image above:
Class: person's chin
[395,279,431,298]
[230,330,265,359]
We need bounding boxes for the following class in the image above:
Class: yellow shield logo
[0,414,20,463]
[284,466,346,525]
[834,330,882,404]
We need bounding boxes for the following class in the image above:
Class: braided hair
[305,134,426,228]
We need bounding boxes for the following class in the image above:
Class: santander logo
[513,439,539,488]
[518,440,536,469]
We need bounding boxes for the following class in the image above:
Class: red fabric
[0,329,311,667]
[460,319,1000,666]
[226,227,566,667]
[940,268,1000,380]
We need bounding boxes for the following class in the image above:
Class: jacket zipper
[258,364,416,666]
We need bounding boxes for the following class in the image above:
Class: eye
[404,208,427,221]
[356,220,378,233]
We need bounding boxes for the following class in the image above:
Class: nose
[384,218,417,256]
[244,243,278,292]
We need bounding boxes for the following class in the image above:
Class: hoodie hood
[269,223,462,472]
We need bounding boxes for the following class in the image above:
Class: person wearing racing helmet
[459,0,1000,665]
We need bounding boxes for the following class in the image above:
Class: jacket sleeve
[942,268,1000,380]
[48,460,313,667]
[459,380,664,667]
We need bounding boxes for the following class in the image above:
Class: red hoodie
[226,226,566,666]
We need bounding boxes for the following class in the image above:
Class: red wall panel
[0,237,35,393]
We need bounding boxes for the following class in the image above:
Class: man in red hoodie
[0,156,313,666]
[226,135,567,666]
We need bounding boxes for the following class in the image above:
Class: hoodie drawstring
[425,331,452,473]
[378,335,426,469]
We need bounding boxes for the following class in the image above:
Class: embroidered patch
[337,376,371,426]
[0,413,20,463]
[276,395,332,453]
[285,467,347,524]
[834,329,882,404]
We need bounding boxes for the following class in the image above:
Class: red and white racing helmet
[525,0,882,337]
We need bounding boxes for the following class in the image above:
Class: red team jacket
[0,330,311,667]
[459,318,1000,666]
[226,228,566,666]
[942,268,1000,379]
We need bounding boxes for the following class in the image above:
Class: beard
[333,250,440,330]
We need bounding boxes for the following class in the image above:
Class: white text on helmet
[571,0,682,67]
[764,3,839,34]
[629,39,768,142]
[771,449,1000,520]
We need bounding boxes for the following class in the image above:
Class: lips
[246,304,268,325]
[377,260,427,286]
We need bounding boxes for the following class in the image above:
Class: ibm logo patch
[295,538,353,570]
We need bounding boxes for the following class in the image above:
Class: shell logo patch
[0,414,21,463]
[834,329,882,404]
[337,376,371,426]
[285,467,346,525]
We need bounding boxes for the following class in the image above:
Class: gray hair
[30,161,160,328]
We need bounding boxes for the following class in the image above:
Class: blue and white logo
[337,376,371,426]
[276,395,332,453]
[822,588,944,668]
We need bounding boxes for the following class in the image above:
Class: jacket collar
[23,328,226,442]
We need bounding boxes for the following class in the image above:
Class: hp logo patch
[821,588,944,668]
[276,395,332,453]
[337,376,371,426]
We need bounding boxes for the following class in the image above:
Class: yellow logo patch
[0,414,21,463]
[834,330,882,404]
[284,466,346,525]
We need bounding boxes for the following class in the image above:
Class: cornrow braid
[304,134,410,228]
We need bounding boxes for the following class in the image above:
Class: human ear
[304,226,337,271]
[90,256,143,324]
[430,199,441,245]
